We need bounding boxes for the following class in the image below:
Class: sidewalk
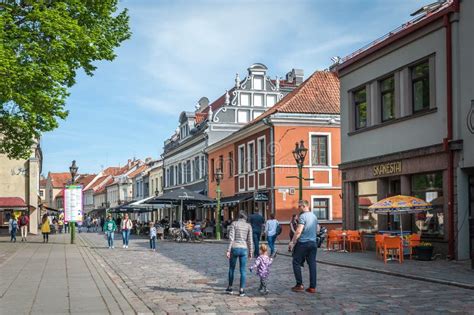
[203,238,474,290]
[0,233,152,314]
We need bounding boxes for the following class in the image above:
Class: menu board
[64,185,83,222]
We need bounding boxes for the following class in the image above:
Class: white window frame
[309,132,332,167]
[238,144,245,174]
[311,195,333,221]
[247,141,255,173]
[257,136,266,169]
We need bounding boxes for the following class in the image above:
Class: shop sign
[254,192,269,202]
[373,161,402,177]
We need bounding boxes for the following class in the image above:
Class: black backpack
[276,222,282,236]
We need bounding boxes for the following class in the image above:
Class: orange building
[206,71,341,238]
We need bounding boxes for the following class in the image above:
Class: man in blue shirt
[248,210,265,257]
[288,200,318,293]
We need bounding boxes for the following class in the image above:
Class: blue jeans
[107,231,114,247]
[292,241,317,288]
[267,234,277,255]
[228,248,248,289]
[150,236,156,249]
[10,228,17,242]
[252,231,261,257]
[122,230,130,246]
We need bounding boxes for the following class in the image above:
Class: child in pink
[250,244,274,294]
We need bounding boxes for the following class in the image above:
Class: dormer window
[180,124,189,139]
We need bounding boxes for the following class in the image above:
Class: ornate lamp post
[214,168,224,240]
[69,160,78,244]
[292,141,308,201]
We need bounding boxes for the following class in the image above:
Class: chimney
[197,97,209,112]
[286,69,304,86]
[127,159,132,168]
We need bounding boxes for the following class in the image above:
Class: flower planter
[414,246,433,261]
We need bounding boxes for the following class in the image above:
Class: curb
[202,240,474,291]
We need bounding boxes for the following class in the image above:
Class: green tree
[0,0,131,159]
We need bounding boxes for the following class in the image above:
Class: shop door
[469,175,474,269]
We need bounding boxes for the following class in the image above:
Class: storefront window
[356,181,378,233]
[412,172,444,236]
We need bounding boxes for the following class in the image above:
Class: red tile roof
[49,172,71,188]
[103,167,122,176]
[85,175,109,192]
[248,71,340,126]
[128,165,148,179]
[338,0,456,71]
[76,174,96,189]
[39,179,47,188]
[195,112,207,125]
[0,197,27,208]
[94,178,113,195]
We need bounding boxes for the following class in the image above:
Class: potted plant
[414,242,434,261]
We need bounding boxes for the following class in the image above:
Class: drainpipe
[443,1,458,259]
[263,118,274,217]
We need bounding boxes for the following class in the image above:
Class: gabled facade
[337,0,473,260]
[207,70,341,237]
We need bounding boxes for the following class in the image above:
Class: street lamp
[214,168,224,240]
[292,140,308,201]
[69,160,78,244]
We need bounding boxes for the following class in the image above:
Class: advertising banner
[64,185,83,222]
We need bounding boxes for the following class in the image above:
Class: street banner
[64,185,83,222]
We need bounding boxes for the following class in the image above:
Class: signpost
[64,185,83,244]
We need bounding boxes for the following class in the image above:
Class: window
[247,142,255,172]
[312,198,329,220]
[240,93,250,106]
[210,158,215,181]
[380,76,395,121]
[311,135,328,166]
[257,137,265,169]
[356,181,378,233]
[191,160,195,182]
[412,172,443,236]
[238,110,249,123]
[253,76,263,90]
[253,111,263,119]
[267,95,277,107]
[238,145,245,174]
[228,152,234,177]
[219,155,224,173]
[354,88,367,129]
[180,124,189,139]
[194,156,200,180]
[201,156,206,178]
[254,94,263,106]
[186,160,191,183]
[411,61,430,113]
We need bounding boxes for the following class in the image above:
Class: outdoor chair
[375,234,385,259]
[408,233,421,259]
[347,230,364,252]
[204,226,214,238]
[383,237,403,264]
[327,230,342,250]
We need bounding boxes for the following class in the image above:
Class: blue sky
[41,0,422,175]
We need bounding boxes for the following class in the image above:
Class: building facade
[338,0,472,260]
[207,71,341,238]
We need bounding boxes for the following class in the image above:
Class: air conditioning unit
[289,188,296,195]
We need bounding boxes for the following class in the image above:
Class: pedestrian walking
[8,215,18,242]
[149,222,157,251]
[248,210,264,257]
[41,214,51,243]
[288,200,318,293]
[226,211,253,297]
[265,214,279,256]
[249,244,274,295]
[289,214,298,241]
[103,214,117,249]
[18,213,29,242]
[64,220,69,233]
[121,213,133,248]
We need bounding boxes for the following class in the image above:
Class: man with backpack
[18,213,29,242]
[265,213,280,257]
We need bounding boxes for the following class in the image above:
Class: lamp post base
[70,222,75,244]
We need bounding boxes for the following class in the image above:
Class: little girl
[250,244,274,295]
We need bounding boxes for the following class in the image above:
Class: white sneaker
[112,246,114,249]
[123,245,125,248]
[126,245,128,249]
[108,246,111,249]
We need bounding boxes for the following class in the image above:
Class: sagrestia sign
[373,161,402,177]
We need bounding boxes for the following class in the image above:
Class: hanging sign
[64,185,83,222]
[254,192,269,202]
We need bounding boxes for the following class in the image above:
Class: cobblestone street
[79,233,473,314]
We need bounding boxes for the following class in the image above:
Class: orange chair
[375,234,385,258]
[408,234,421,259]
[383,237,403,264]
[327,230,342,250]
[347,230,364,252]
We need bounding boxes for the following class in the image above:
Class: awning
[146,187,213,204]
[0,197,27,210]
[202,193,253,208]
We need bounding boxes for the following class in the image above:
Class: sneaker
[271,250,278,259]
[305,288,317,294]
[108,246,111,249]
[225,287,233,295]
[291,284,304,292]
[239,289,245,297]
[126,245,128,249]
[123,245,125,248]
[112,246,114,249]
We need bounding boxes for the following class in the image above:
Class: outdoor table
[339,232,348,253]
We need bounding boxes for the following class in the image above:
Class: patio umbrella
[369,195,432,237]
